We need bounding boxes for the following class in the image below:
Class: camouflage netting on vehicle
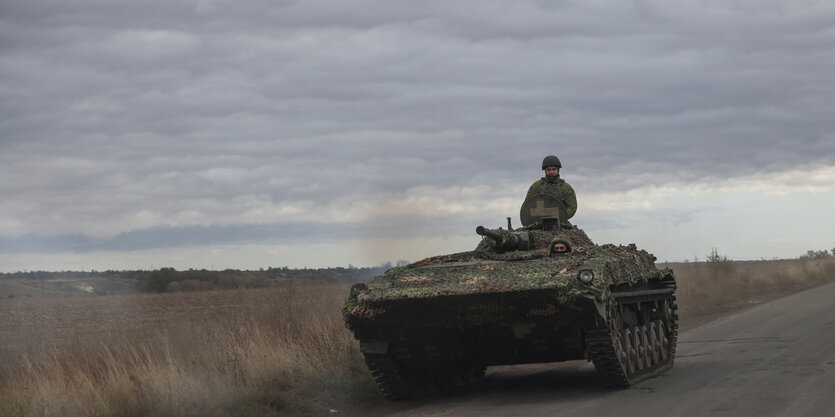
[414,225,594,265]
[362,244,661,298]
[345,220,678,397]
[344,288,600,330]
[344,238,669,329]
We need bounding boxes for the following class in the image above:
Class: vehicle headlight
[577,269,594,284]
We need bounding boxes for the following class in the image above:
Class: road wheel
[654,320,669,362]
[648,322,661,365]
[639,325,652,368]
[620,328,637,375]
[632,328,645,371]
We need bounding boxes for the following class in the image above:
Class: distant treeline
[0,265,392,293]
[142,266,387,293]
[0,269,143,280]
[799,248,835,260]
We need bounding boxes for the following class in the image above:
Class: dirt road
[377,281,835,417]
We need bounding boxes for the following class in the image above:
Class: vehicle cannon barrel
[476,226,531,252]
[476,225,503,240]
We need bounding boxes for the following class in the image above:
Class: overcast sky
[2,0,835,272]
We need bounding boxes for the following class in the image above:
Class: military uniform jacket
[525,176,578,219]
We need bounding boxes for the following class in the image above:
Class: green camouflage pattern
[344,223,671,331]
[345,214,677,399]
[525,178,577,219]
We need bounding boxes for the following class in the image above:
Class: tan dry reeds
[2,257,834,416]
[0,284,375,417]
[671,257,835,323]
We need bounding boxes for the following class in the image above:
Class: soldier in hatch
[525,154,578,220]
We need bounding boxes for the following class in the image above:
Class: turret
[475,226,532,253]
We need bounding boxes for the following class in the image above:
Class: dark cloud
[2,1,835,263]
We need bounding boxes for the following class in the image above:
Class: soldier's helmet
[541,155,562,170]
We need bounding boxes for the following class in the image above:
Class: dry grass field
[670,257,835,327]
[2,257,834,417]
[0,283,377,417]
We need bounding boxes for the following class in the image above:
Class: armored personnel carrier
[343,192,677,399]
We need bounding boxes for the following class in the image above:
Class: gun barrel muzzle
[476,226,504,241]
